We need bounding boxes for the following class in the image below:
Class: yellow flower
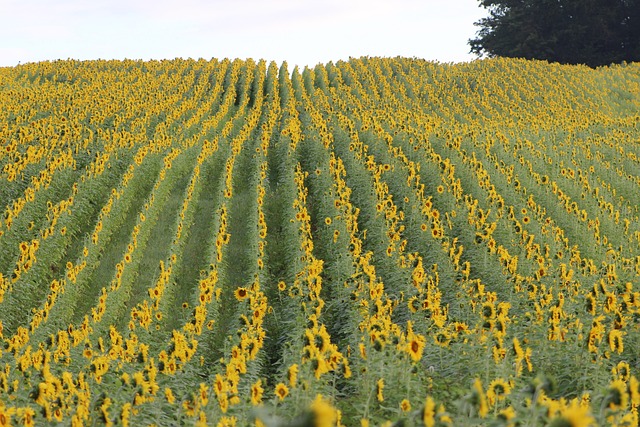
[548,399,595,427]
[400,399,411,412]
[405,322,426,362]
[288,364,298,388]
[0,405,16,427]
[471,378,488,418]
[608,329,624,354]
[481,302,495,319]
[376,378,384,402]
[218,394,229,413]
[196,411,208,427]
[406,331,426,362]
[422,396,436,427]
[605,379,629,411]
[250,380,263,405]
[234,287,249,301]
[498,406,516,422]
[17,407,35,427]
[100,397,113,427]
[214,374,227,396]
[165,387,176,404]
[275,383,289,401]
[487,378,511,405]
[120,403,132,427]
[408,296,421,313]
[359,343,367,360]
[612,361,631,382]
[310,394,338,427]
[216,415,237,427]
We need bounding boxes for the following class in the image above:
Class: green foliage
[470,0,640,67]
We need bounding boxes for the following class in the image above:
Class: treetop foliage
[469,0,640,67]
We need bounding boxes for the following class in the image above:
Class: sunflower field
[0,56,639,426]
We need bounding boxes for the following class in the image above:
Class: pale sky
[0,0,487,68]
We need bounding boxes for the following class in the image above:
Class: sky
[0,0,487,68]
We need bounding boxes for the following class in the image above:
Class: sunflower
[342,361,352,379]
[470,378,488,418]
[512,337,524,360]
[359,343,367,360]
[612,361,631,382]
[376,379,384,402]
[234,287,249,301]
[275,383,289,401]
[400,399,411,412]
[277,281,286,291]
[608,329,624,354]
[53,408,63,422]
[498,406,516,422]
[250,380,263,405]
[218,394,229,413]
[422,396,436,427]
[288,364,298,388]
[605,379,629,411]
[547,399,595,427]
[18,407,35,427]
[214,374,227,396]
[585,294,596,315]
[487,378,511,405]
[404,321,426,361]
[408,296,421,313]
[481,302,495,319]
[434,330,451,348]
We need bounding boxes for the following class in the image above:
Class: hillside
[0,57,639,426]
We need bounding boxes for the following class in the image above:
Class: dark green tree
[469,0,640,67]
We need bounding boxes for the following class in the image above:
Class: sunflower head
[275,383,289,401]
[234,287,249,301]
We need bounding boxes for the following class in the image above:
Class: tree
[469,0,640,67]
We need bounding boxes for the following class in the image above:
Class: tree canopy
[469,0,640,67]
